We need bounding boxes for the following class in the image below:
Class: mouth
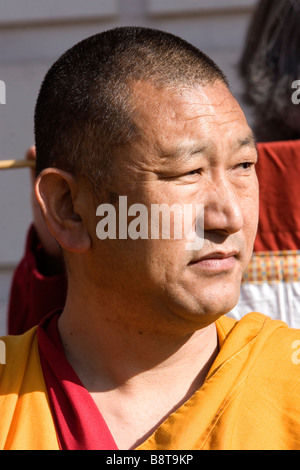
[188,251,239,273]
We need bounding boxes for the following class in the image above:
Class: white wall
[0,0,257,336]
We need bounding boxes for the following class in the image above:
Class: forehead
[129,80,250,154]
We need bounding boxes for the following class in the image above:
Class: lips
[188,251,239,271]
[191,251,239,262]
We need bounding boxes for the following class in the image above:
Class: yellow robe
[0,327,59,449]
[0,312,300,450]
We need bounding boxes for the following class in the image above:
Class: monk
[1,26,300,450]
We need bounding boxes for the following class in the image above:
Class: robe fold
[37,311,118,450]
[0,326,59,449]
[0,311,300,450]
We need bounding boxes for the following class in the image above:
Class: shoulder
[218,312,300,378]
[236,312,300,384]
[239,311,300,349]
[0,327,39,391]
[0,327,59,449]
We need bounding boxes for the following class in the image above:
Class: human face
[89,81,258,331]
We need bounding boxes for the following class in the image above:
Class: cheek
[241,191,259,257]
[145,238,189,275]
[246,186,259,229]
[239,174,259,224]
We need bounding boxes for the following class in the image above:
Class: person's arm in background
[7,147,67,335]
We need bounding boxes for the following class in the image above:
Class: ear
[35,168,92,253]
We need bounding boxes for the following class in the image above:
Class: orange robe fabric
[0,327,59,449]
[0,312,300,450]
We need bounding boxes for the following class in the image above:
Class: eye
[186,168,202,176]
[236,162,255,171]
[241,162,252,169]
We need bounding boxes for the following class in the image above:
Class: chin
[163,287,239,332]
[181,279,241,324]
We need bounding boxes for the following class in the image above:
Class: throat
[58,310,219,449]
[88,330,218,450]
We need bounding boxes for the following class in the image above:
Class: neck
[58,285,219,449]
[58,284,218,391]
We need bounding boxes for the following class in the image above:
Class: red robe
[254,140,300,252]
[7,225,66,335]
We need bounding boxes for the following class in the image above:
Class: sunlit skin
[75,80,259,331]
[36,80,259,449]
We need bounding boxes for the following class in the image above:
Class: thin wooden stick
[0,159,35,170]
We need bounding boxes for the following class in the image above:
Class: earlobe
[35,168,92,253]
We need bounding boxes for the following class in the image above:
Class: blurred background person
[240,0,300,142]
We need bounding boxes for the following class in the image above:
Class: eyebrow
[159,132,257,160]
[237,133,257,150]
[158,143,206,160]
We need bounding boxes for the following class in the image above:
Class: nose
[203,175,244,237]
